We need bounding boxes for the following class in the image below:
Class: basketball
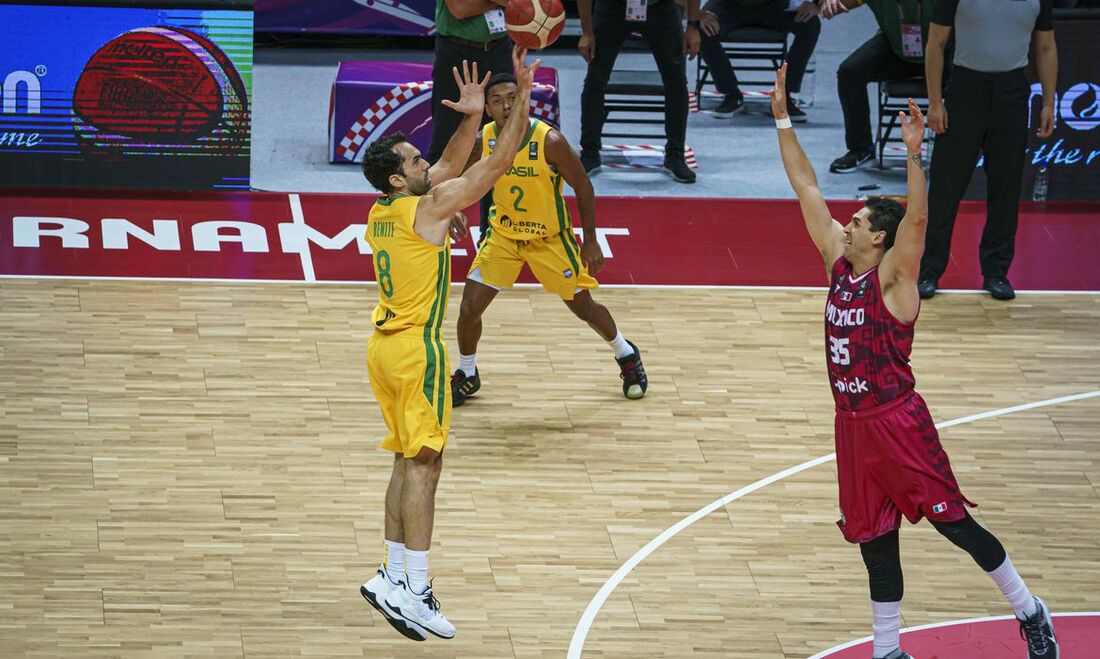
[505,0,565,50]
[72,26,248,151]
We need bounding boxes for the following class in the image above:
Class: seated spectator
[700,0,822,121]
[820,0,935,173]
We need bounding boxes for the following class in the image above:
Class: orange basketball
[505,0,565,50]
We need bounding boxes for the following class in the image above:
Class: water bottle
[1031,165,1049,202]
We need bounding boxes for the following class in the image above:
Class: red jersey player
[771,64,1058,659]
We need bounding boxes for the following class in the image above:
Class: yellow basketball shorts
[367,330,451,458]
[469,228,599,300]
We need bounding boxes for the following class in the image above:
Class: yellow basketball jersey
[365,194,451,335]
[481,118,570,241]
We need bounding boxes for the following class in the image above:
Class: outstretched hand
[441,60,491,115]
[899,98,925,152]
[768,64,789,120]
[513,46,541,91]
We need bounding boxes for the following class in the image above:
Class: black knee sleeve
[930,511,1007,572]
[860,530,903,602]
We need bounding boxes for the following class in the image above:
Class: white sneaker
[360,564,427,641]
[382,579,456,639]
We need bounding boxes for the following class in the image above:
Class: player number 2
[829,336,851,365]
[376,250,394,297]
[509,185,528,212]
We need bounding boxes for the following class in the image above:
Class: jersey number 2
[509,185,528,213]
[376,250,394,297]
[829,336,851,365]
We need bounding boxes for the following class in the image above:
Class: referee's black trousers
[922,66,1030,281]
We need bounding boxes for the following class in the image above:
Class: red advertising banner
[2,190,1098,291]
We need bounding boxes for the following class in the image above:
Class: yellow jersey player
[358,49,540,642]
[449,72,649,406]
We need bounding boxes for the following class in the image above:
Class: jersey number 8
[376,250,394,297]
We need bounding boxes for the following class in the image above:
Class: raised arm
[428,60,491,184]
[879,99,927,323]
[443,0,506,20]
[545,129,604,274]
[416,48,540,237]
[770,64,844,274]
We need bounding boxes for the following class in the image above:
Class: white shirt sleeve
[786,0,804,10]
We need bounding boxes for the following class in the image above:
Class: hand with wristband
[769,64,793,129]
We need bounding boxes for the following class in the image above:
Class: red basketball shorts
[834,391,976,544]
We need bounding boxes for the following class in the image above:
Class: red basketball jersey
[825,258,916,412]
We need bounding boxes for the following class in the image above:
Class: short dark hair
[361,133,408,193]
[864,196,906,250]
[486,72,517,96]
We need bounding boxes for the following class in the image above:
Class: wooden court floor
[2,279,1098,658]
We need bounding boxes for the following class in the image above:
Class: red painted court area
[2,189,1098,290]
[816,613,1100,658]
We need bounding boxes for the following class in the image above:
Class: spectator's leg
[836,34,917,154]
[428,37,466,164]
[643,0,689,157]
[699,0,743,95]
[580,2,629,158]
[768,7,820,94]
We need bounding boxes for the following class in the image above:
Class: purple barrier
[256,0,435,36]
[328,61,561,164]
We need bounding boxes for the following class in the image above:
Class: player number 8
[376,250,394,297]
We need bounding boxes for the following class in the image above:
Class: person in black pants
[577,0,702,183]
[430,0,515,227]
[819,0,934,173]
[918,0,1057,301]
[699,0,821,121]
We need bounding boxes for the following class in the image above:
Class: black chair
[695,26,788,101]
[876,77,931,168]
[602,68,667,143]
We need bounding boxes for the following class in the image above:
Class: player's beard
[406,171,430,195]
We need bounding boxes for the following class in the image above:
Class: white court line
[808,611,1100,658]
[567,390,1100,659]
[288,193,316,283]
[0,273,1097,296]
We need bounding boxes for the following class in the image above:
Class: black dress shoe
[917,278,937,299]
[983,276,1015,300]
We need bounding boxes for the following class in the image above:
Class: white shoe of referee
[382,579,456,639]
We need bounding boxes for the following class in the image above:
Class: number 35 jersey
[481,118,569,241]
[365,194,451,335]
[825,258,916,412]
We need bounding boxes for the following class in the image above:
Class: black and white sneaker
[616,340,648,399]
[1018,596,1059,658]
[360,565,428,641]
[383,580,456,639]
[829,148,875,173]
[450,368,481,407]
[878,649,912,659]
[712,92,745,118]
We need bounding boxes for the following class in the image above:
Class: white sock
[871,600,902,658]
[383,540,405,585]
[608,330,633,359]
[458,353,477,376]
[405,548,430,595]
[987,556,1037,619]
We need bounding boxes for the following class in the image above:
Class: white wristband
[775,116,793,129]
